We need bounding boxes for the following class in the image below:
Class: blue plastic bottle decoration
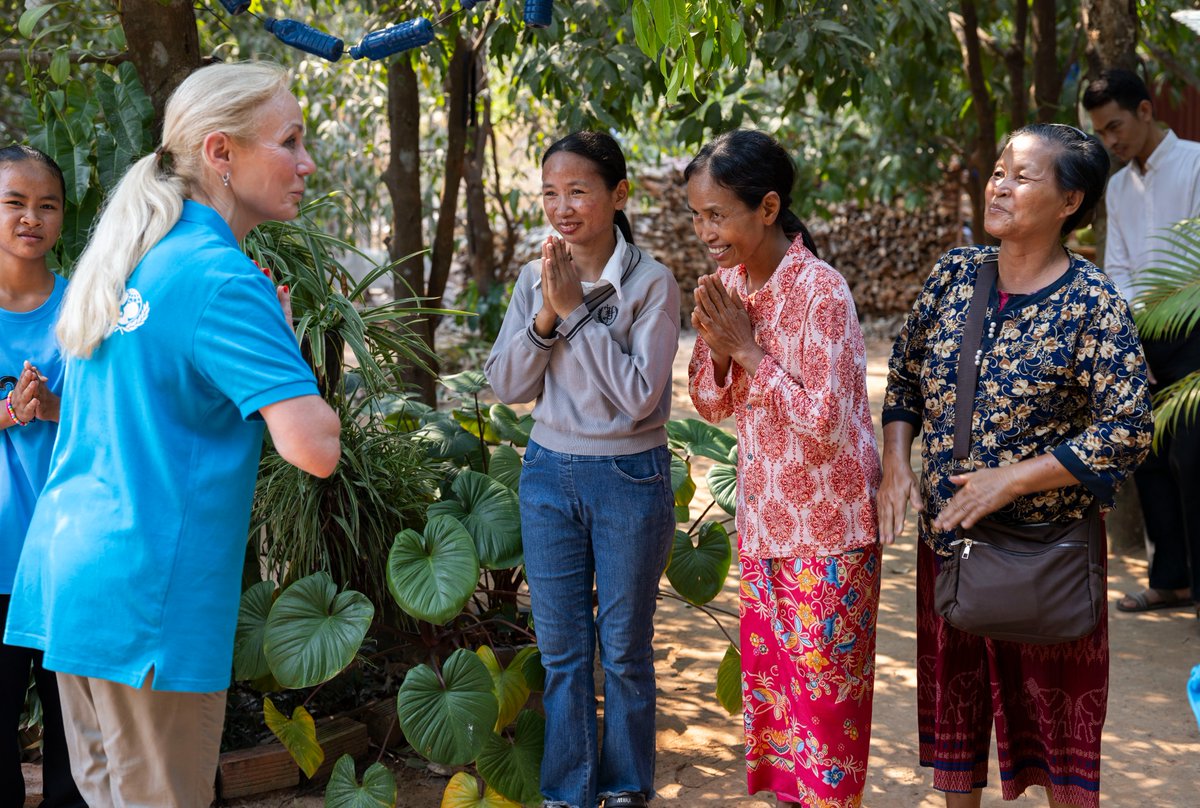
[262,18,344,62]
[218,0,251,15]
[1189,664,1200,731]
[349,18,435,61]
[524,0,552,28]
[461,0,482,8]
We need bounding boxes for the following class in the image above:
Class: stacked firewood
[628,161,964,322]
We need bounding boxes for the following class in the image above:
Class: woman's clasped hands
[8,360,59,425]
[691,274,763,375]
[534,235,584,337]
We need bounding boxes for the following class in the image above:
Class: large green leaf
[454,405,502,443]
[477,646,536,732]
[263,698,323,778]
[476,710,545,806]
[412,414,480,462]
[387,516,479,625]
[666,418,737,463]
[665,522,732,606]
[263,572,374,689]
[488,444,523,493]
[716,643,742,715]
[233,580,276,682]
[521,649,545,692]
[428,471,522,569]
[706,462,738,516]
[324,755,397,808]
[440,772,522,807]
[489,404,534,447]
[396,648,498,766]
[441,370,489,397]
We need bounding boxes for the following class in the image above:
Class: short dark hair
[543,131,634,245]
[1006,123,1110,236]
[1082,68,1152,114]
[683,129,820,258]
[0,144,66,201]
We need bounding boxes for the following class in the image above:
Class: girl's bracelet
[6,390,30,427]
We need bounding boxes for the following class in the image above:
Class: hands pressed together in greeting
[691,274,764,377]
[7,360,59,426]
[534,236,585,338]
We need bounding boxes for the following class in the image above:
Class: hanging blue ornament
[262,18,344,62]
[349,17,435,61]
[218,0,251,15]
[524,0,552,28]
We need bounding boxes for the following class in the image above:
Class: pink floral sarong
[739,543,880,807]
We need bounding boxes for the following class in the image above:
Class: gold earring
[222,172,231,188]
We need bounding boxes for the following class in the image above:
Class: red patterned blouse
[688,237,881,559]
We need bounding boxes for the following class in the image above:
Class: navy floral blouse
[883,245,1154,555]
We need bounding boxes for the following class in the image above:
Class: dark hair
[0,144,66,201]
[542,131,634,245]
[1082,68,1152,114]
[683,129,820,259]
[1005,123,1110,236]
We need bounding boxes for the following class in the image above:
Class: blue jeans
[520,440,675,808]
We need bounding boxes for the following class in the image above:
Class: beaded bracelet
[6,389,29,427]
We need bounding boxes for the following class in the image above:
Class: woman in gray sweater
[485,132,679,808]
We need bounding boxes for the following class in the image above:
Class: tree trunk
[386,56,436,405]
[1081,0,1139,76]
[1031,0,1061,122]
[1004,0,1029,129]
[463,46,496,299]
[956,0,997,244]
[428,35,471,321]
[117,0,202,132]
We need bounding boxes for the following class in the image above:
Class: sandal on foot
[603,794,648,808]
[1116,588,1194,612]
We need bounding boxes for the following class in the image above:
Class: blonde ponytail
[56,61,290,358]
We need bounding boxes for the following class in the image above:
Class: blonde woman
[3,62,340,807]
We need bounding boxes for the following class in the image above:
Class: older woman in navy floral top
[880,124,1152,808]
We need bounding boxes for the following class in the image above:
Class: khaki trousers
[56,672,226,808]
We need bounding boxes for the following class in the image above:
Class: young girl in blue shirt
[0,145,85,808]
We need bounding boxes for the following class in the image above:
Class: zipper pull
[961,539,973,559]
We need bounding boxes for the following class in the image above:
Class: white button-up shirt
[1104,130,1200,303]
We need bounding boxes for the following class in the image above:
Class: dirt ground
[28,331,1200,807]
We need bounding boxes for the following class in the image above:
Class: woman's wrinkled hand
[878,453,923,544]
[693,274,762,372]
[932,465,1020,532]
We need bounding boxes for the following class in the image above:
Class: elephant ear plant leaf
[324,754,397,808]
[387,515,480,625]
[488,404,533,447]
[441,771,522,807]
[716,643,743,715]
[397,648,499,766]
[263,572,374,689]
[233,580,277,682]
[666,521,733,607]
[428,470,523,569]
[477,645,536,733]
[487,444,523,493]
[666,418,738,463]
[263,697,324,779]
[706,462,738,516]
[475,709,546,805]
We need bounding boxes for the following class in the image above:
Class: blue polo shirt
[4,201,319,692]
[0,274,65,594]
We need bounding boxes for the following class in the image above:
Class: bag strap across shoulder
[952,259,998,462]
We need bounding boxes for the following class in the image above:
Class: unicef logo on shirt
[115,289,150,334]
[597,304,618,326]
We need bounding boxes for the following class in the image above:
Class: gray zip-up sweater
[484,239,680,456]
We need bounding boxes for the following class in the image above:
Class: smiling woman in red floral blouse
[687,129,882,808]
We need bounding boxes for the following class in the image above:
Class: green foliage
[1134,218,1200,441]
[716,643,742,715]
[233,581,277,682]
[441,772,522,807]
[477,646,538,733]
[476,710,545,805]
[666,522,733,607]
[324,756,398,808]
[262,572,375,690]
[264,698,324,778]
[396,648,499,766]
[427,470,524,570]
[387,516,481,625]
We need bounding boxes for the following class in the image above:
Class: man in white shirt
[1085,69,1200,616]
